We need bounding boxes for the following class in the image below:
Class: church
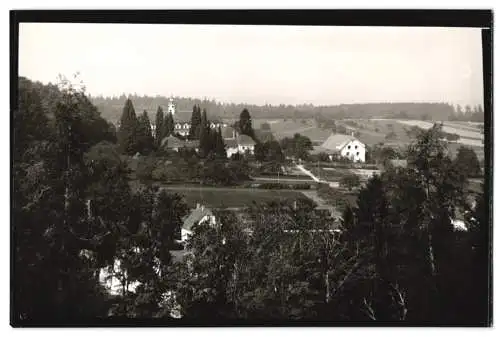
[160,97,256,157]
[167,97,228,136]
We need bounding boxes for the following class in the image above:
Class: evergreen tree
[239,108,254,137]
[188,105,202,140]
[118,99,140,155]
[137,110,154,154]
[215,126,227,159]
[154,106,164,147]
[164,111,174,138]
[454,146,481,178]
[199,108,211,157]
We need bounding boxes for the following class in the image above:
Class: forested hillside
[90,93,483,124]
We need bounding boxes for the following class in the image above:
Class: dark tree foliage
[118,99,140,155]
[137,110,154,155]
[13,77,190,324]
[454,146,482,178]
[214,126,227,159]
[239,108,254,138]
[164,111,174,138]
[340,174,361,191]
[188,105,202,140]
[154,106,164,147]
[198,109,212,157]
[254,140,285,163]
[280,133,313,160]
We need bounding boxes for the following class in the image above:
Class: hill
[89,93,473,124]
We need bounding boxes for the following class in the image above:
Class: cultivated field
[161,186,308,209]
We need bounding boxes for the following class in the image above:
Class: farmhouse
[180,204,216,243]
[317,134,366,163]
[161,135,199,152]
[226,134,256,158]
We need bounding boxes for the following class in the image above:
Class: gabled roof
[225,138,238,148]
[237,134,256,146]
[183,207,214,231]
[162,135,199,149]
[321,134,364,152]
[161,135,184,148]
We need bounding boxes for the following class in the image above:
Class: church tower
[167,96,176,116]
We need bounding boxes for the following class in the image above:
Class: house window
[356,152,359,156]
[348,145,351,149]
[355,145,358,149]
[346,152,350,156]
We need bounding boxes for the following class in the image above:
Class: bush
[339,174,361,191]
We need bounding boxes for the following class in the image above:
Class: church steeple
[167,96,176,116]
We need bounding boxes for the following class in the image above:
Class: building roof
[237,134,256,146]
[183,206,214,231]
[162,135,199,149]
[320,134,364,152]
[225,138,238,148]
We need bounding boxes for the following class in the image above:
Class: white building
[225,133,256,158]
[317,134,366,163]
[167,97,176,116]
[180,204,217,243]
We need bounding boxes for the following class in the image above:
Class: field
[254,118,332,143]
[161,185,308,209]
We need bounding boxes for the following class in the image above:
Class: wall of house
[181,228,192,243]
[238,144,255,154]
[340,140,366,162]
[227,146,240,158]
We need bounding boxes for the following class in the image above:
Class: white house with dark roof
[226,134,256,158]
[317,134,366,163]
[181,204,216,243]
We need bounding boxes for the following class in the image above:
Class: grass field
[162,186,308,208]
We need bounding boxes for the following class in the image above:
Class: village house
[313,133,367,163]
[180,203,217,243]
[161,135,199,152]
[225,133,257,158]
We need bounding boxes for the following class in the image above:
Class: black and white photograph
[10,10,493,327]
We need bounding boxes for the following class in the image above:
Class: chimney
[196,203,200,209]
[201,205,205,211]
[351,131,354,137]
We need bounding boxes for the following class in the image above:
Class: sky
[19,23,484,107]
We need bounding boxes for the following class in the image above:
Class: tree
[280,133,313,160]
[164,111,174,138]
[137,110,154,154]
[444,133,460,142]
[198,108,211,157]
[454,146,481,178]
[260,122,271,131]
[154,106,164,147]
[118,99,140,155]
[188,105,202,140]
[239,108,254,138]
[214,126,227,159]
[340,174,361,191]
[13,76,116,323]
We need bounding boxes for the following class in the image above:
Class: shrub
[339,174,361,191]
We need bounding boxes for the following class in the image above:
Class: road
[160,185,309,193]
[295,164,339,188]
[251,176,315,183]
